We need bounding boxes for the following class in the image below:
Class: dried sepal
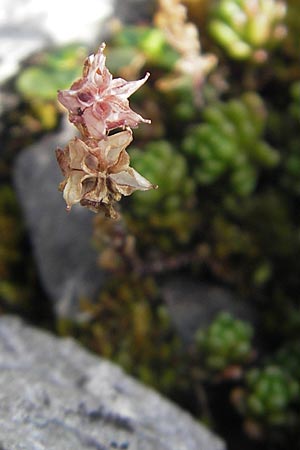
[56,130,156,218]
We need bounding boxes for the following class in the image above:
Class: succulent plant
[209,0,287,63]
[282,0,300,63]
[109,25,179,73]
[209,188,298,294]
[127,140,198,252]
[289,81,300,122]
[235,365,299,428]
[182,93,280,195]
[16,45,87,101]
[195,311,254,372]
[280,82,300,194]
[14,45,87,132]
[274,342,300,384]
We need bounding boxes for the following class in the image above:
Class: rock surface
[162,277,257,344]
[114,0,155,23]
[13,121,105,319]
[0,315,226,450]
[0,0,113,83]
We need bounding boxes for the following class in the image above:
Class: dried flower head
[155,0,217,92]
[56,130,156,218]
[56,42,156,217]
[58,43,151,139]
[155,0,200,56]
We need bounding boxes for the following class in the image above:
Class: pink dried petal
[105,97,151,130]
[58,43,151,138]
[57,89,82,112]
[82,108,106,139]
[84,42,109,81]
[93,100,112,117]
[109,72,150,98]
[77,87,97,106]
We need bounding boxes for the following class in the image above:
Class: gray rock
[0,0,114,83]
[162,277,257,344]
[114,0,155,23]
[0,315,226,450]
[13,121,105,319]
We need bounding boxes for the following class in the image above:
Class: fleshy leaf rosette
[58,43,151,139]
[56,130,156,218]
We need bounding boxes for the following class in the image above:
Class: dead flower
[56,129,156,218]
[58,43,151,140]
[155,0,217,94]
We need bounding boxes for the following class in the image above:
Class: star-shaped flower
[58,43,150,139]
[56,129,156,217]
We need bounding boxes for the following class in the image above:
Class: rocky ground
[0,315,226,450]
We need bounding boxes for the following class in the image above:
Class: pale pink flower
[57,43,150,139]
[56,130,156,217]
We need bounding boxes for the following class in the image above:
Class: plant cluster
[83,0,300,447]
[209,0,287,63]
[182,92,279,195]
[195,311,254,373]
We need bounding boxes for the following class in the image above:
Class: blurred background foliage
[1,1,300,449]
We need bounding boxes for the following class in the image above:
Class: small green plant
[17,45,87,101]
[182,93,279,195]
[128,140,197,252]
[233,365,299,433]
[209,0,287,62]
[15,45,87,131]
[195,311,254,372]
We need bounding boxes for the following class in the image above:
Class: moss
[61,276,188,396]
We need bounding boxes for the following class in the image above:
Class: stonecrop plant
[56,43,156,218]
